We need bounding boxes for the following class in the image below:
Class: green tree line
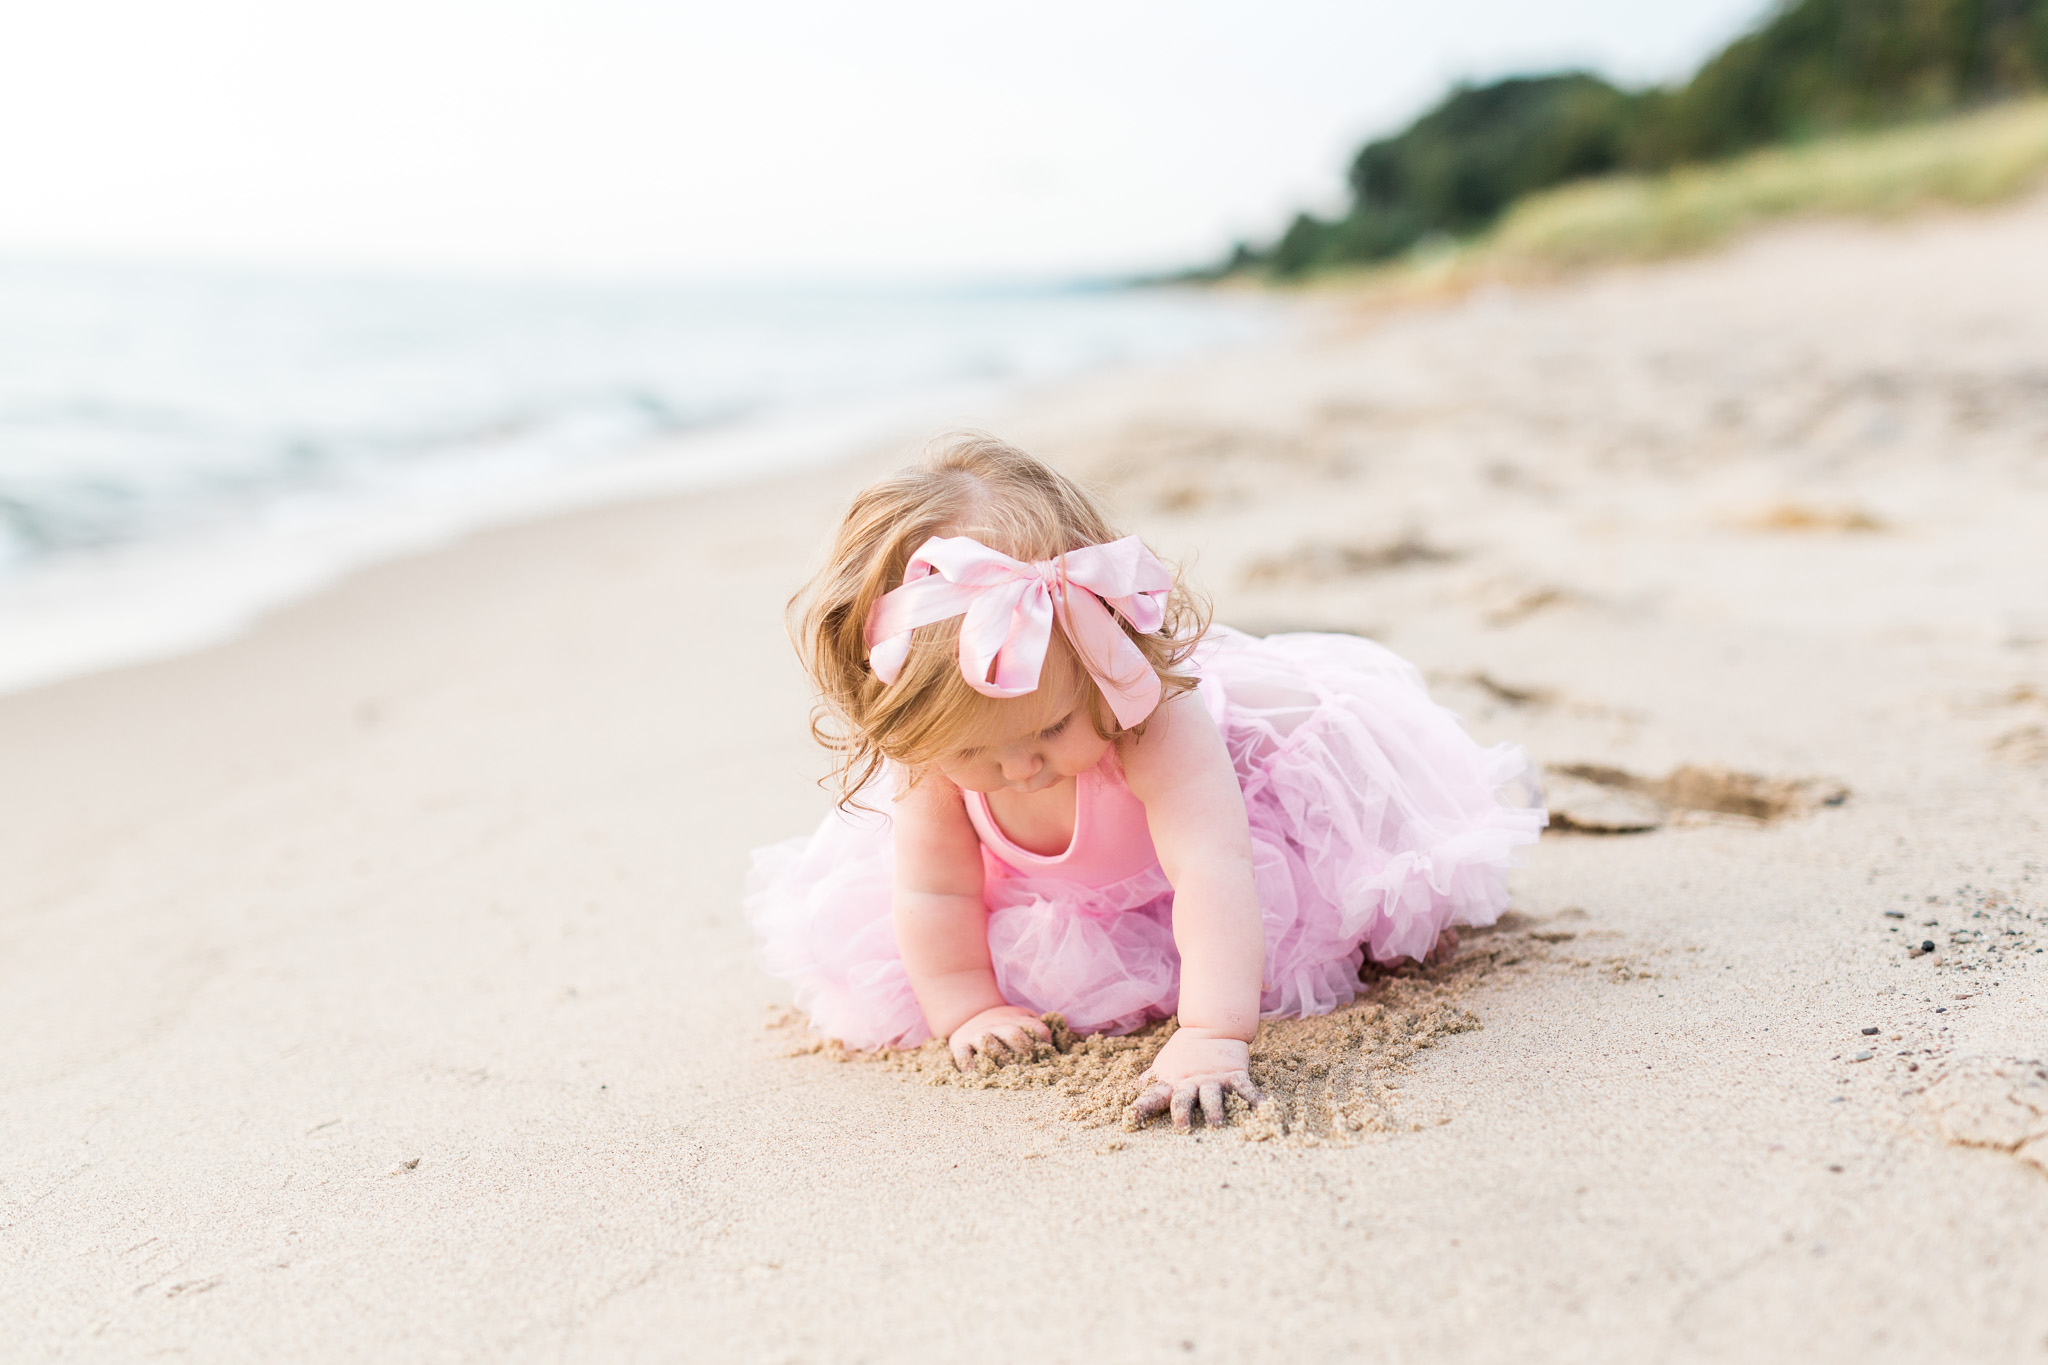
[1228,0,2048,278]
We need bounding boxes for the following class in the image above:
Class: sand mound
[780,921,1631,1146]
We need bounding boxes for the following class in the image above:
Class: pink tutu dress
[745,626,1546,1050]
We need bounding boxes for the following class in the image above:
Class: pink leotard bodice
[961,756,1160,886]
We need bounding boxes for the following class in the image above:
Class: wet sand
[5,197,2047,1361]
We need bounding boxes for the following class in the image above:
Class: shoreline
[0,279,1281,700]
[6,200,2046,1362]
[0,393,955,700]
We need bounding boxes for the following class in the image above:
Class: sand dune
[6,199,2047,1361]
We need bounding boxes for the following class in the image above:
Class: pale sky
[0,0,1767,281]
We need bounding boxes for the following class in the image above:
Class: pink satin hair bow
[864,535,1173,728]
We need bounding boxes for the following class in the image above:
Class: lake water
[0,259,1273,694]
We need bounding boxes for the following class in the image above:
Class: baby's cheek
[1058,732,1114,775]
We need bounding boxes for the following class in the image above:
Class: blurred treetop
[1227,0,2048,278]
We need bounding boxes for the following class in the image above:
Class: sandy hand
[947,1005,1052,1072]
[1128,1031,1263,1131]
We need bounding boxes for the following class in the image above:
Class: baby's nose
[999,749,1041,781]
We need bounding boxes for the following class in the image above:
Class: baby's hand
[947,1006,1052,1072]
[1128,1030,1263,1131]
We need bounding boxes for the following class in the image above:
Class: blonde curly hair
[790,433,1209,806]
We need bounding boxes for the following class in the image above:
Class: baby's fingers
[1198,1080,1225,1129]
[951,1030,1005,1071]
[949,1034,979,1072]
[994,1024,1038,1056]
[1128,1082,1173,1124]
[1227,1071,1265,1108]
[1169,1084,1197,1131]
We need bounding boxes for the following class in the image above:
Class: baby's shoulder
[888,768,968,818]
[1116,690,1227,796]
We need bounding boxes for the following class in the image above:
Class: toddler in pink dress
[747,435,1544,1128]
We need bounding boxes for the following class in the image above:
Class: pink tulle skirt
[745,628,1546,1049]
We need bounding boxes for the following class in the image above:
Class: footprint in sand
[1923,1058,2048,1177]
[1543,762,1849,834]
[1241,534,1461,585]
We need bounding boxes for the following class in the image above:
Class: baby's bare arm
[890,777,1049,1067]
[1121,694,1266,1126]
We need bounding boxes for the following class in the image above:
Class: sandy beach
[7,196,2048,1362]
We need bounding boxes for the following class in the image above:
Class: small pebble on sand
[1860,1027,1879,1035]
[1851,1050,1874,1062]
[1921,940,1936,952]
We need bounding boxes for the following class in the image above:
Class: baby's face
[933,684,1112,795]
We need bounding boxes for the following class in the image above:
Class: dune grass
[1485,96,2048,269]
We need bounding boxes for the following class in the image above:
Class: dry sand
[6,197,2048,1362]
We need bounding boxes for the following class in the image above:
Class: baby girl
[747,435,1544,1129]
